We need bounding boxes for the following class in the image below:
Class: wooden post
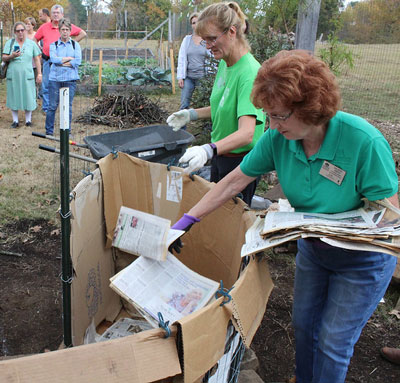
[98,50,103,96]
[125,39,129,59]
[169,48,175,94]
[165,43,168,69]
[145,26,148,67]
[295,0,322,52]
[90,39,94,63]
[159,26,164,69]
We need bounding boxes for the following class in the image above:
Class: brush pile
[75,93,168,129]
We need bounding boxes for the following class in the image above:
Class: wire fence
[316,42,400,124]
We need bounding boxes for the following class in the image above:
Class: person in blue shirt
[45,18,81,136]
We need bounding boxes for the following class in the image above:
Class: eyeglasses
[200,29,228,47]
[15,29,25,33]
[264,110,293,128]
[265,110,293,122]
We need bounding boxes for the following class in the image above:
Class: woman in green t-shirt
[167,2,265,206]
[171,50,399,383]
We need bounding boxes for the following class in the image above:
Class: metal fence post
[60,87,72,348]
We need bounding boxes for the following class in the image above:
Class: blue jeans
[45,80,76,135]
[180,77,201,110]
[293,239,396,383]
[41,60,51,112]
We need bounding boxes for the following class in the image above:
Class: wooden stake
[145,26,148,67]
[169,48,175,94]
[98,50,103,96]
[125,39,129,59]
[90,39,94,63]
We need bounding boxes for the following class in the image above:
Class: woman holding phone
[2,21,42,128]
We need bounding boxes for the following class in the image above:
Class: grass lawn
[316,43,400,123]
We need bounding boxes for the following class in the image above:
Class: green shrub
[318,34,355,76]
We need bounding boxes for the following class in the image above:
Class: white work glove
[179,144,215,173]
[167,109,198,131]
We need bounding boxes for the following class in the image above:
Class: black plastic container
[84,125,194,165]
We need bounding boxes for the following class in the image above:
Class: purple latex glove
[169,214,200,254]
[171,213,200,231]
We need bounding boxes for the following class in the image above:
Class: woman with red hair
[171,50,398,383]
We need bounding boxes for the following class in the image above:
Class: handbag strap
[8,38,15,55]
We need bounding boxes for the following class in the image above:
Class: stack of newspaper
[110,206,220,327]
[241,199,400,258]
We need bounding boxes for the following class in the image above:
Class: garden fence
[316,42,400,124]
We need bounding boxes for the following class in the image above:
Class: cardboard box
[0,153,273,382]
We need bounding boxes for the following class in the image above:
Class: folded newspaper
[110,253,220,327]
[112,206,184,261]
[99,318,153,342]
[241,199,400,258]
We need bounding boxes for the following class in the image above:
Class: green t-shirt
[240,111,398,213]
[210,53,265,154]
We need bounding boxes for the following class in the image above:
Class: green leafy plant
[319,34,355,76]
[125,67,171,85]
[78,61,171,86]
[248,27,294,64]
[117,57,158,67]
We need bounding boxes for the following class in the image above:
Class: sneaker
[25,121,32,127]
[10,122,19,129]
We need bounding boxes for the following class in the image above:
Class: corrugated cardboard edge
[0,327,181,382]
[176,297,233,383]
[230,256,274,347]
[70,168,121,345]
[98,153,154,248]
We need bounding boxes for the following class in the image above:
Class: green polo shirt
[240,111,398,213]
[210,53,265,153]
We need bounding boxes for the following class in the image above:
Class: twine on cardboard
[82,169,94,180]
[167,158,177,171]
[59,272,74,284]
[215,280,233,306]
[157,312,171,338]
[59,210,72,219]
[111,147,118,159]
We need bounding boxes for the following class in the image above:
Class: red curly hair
[251,50,341,126]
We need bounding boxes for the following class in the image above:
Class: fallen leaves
[51,228,60,236]
[30,225,42,233]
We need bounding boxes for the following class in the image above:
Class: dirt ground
[1,90,400,381]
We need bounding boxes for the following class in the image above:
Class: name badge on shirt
[319,160,346,185]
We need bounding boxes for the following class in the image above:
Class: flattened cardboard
[0,328,181,382]
[176,297,233,383]
[68,153,273,382]
[98,153,154,248]
[176,182,250,288]
[70,170,121,345]
[230,257,274,347]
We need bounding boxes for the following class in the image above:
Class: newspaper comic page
[110,253,220,326]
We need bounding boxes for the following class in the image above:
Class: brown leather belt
[221,151,250,158]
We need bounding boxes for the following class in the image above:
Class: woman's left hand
[36,74,42,84]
